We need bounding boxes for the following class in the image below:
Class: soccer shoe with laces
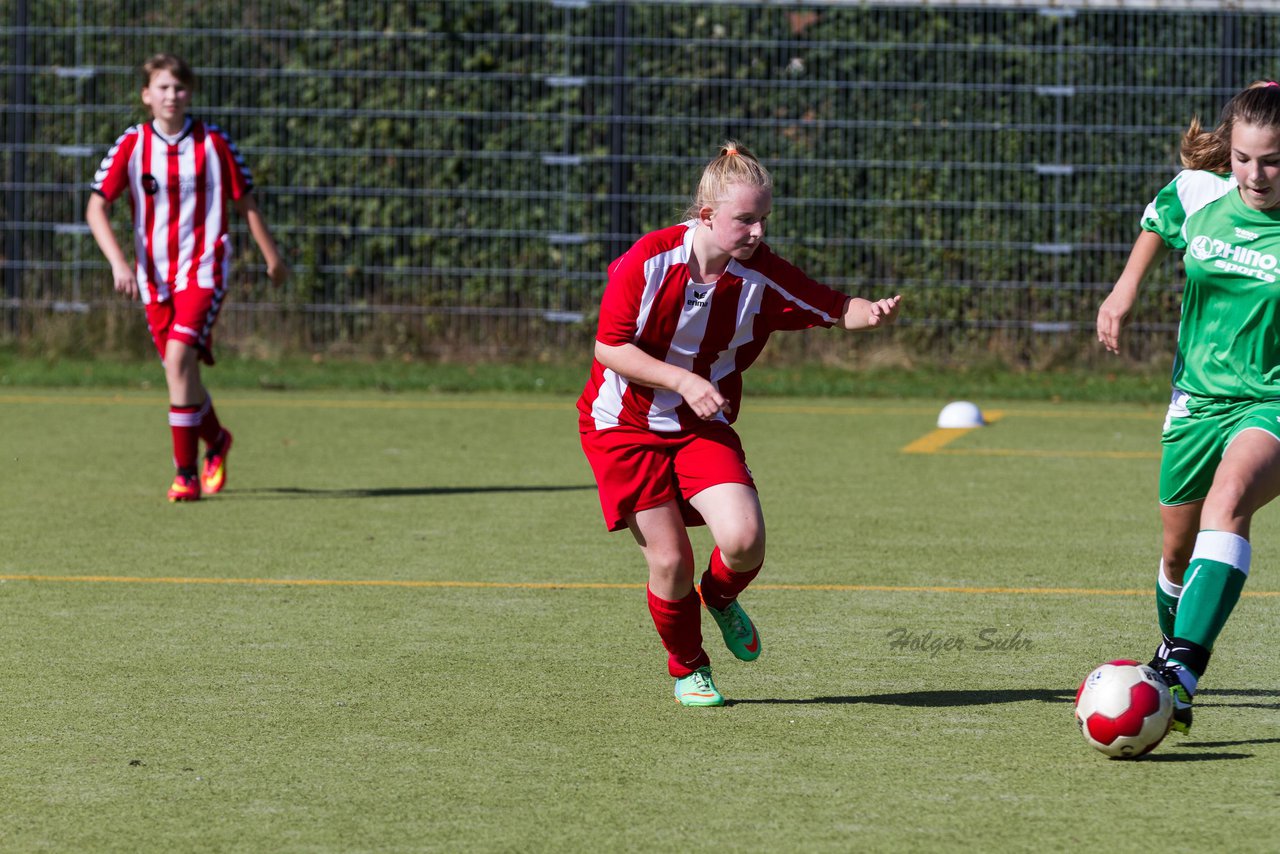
[674,666,724,707]
[706,599,762,661]
[167,472,201,502]
[201,430,233,495]
[1155,666,1194,734]
[1146,635,1173,670]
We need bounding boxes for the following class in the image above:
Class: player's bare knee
[164,358,192,384]
[647,565,694,601]
[1203,481,1252,527]
[644,546,692,582]
[1161,555,1191,581]
[718,535,766,572]
[1161,540,1194,575]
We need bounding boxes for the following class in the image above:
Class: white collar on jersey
[150,116,194,146]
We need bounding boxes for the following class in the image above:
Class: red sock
[699,547,762,611]
[169,404,202,472]
[198,397,224,450]
[646,586,708,677]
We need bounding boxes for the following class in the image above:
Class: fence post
[608,3,630,263]
[5,0,30,334]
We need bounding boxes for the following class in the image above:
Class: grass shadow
[1183,737,1280,749]
[726,689,1073,707]
[1136,751,1253,762]
[728,686,1280,710]
[229,484,595,499]
[1194,688,1280,712]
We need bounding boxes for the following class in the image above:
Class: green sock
[1174,557,1247,653]
[1171,530,1252,666]
[1155,562,1180,640]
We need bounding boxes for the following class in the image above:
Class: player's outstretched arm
[841,294,902,331]
[85,193,138,298]
[595,340,730,420]
[1098,230,1167,354]
[235,193,290,285]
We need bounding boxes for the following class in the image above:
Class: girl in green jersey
[1097,81,1280,734]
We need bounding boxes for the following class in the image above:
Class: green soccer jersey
[1142,169,1280,400]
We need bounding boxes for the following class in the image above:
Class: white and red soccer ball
[1074,659,1173,758]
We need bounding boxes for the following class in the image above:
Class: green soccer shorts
[1160,390,1280,506]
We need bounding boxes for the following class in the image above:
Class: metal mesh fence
[4,1,1279,363]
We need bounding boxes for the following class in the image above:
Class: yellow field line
[0,393,1162,420]
[0,393,568,412]
[0,393,1166,458]
[901,410,1006,453]
[985,408,1160,421]
[0,574,637,589]
[2,573,1276,597]
[898,409,1160,459]
[0,394,933,415]
[932,448,1160,460]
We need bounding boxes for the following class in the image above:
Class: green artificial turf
[2,390,1276,852]
[0,350,1172,403]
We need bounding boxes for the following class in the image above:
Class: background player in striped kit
[1096,81,1280,733]
[86,53,288,501]
[578,141,901,706]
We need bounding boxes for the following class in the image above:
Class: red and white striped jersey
[578,221,849,433]
[91,117,253,304]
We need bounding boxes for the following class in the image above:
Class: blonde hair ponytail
[686,140,772,219]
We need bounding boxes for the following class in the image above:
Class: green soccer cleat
[674,666,724,707]
[706,598,761,662]
[1156,666,1194,734]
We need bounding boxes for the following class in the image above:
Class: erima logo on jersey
[686,289,710,308]
[1235,227,1259,242]
[1188,234,1278,283]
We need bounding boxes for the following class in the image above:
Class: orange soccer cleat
[201,430,233,495]
[168,472,201,502]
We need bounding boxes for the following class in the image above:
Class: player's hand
[678,373,732,420]
[865,294,902,327]
[1096,289,1134,354]
[111,262,138,298]
[266,259,291,286]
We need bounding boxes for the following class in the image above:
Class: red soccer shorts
[144,286,223,366]
[580,421,756,532]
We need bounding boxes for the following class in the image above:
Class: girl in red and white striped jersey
[578,141,901,706]
[87,53,288,502]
